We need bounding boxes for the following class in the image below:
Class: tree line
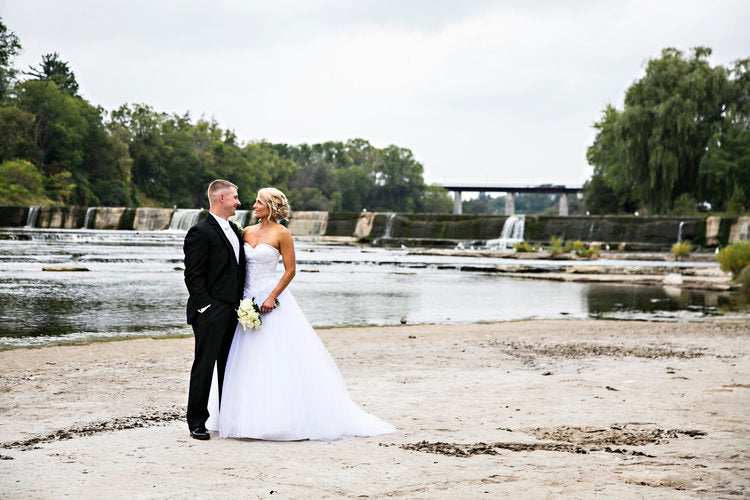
[1,18,747,215]
[0,20,454,212]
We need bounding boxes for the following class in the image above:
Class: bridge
[441,185,583,215]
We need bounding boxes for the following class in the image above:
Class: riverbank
[1,319,748,497]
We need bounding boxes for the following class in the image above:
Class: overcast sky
[2,0,748,189]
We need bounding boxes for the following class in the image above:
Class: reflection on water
[0,228,746,349]
[585,284,741,321]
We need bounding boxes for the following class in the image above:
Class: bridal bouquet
[237,297,281,331]
[237,298,262,331]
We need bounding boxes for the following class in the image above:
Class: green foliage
[276,139,428,213]
[0,20,22,100]
[0,106,37,162]
[716,241,750,278]
[672,193,698,215]
[462,189,585,216]
[25,52,79,96]
[548,235,563,251]
[513,240,537,252]
[572,240,585,253]
[586,47,750,214]
[577,248,600,259]
[671,241,693,258]
[0,159,48,204]
[0,22,436,211]
[421,184,453,213]
[43,170,74,203]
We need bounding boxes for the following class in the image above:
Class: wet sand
[1,319,748,498]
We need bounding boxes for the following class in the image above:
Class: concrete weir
[1,206,749,249]
[287,211,328,236]
[133,208,175,231]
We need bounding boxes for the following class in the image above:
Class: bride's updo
[257,187,291,223]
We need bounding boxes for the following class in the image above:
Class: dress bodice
[244,243,281,300]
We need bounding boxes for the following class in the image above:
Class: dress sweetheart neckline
[244,242,279,252]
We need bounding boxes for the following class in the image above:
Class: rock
[42,266,89,272]
[663,273,684,286]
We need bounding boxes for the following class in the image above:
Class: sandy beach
[1,319,748,498]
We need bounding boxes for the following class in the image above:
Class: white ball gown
[206,242,396,441]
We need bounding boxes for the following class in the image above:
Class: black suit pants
[187,299,238,430]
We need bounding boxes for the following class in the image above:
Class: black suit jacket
[183,214,246,325]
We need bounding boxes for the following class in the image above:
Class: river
[0,227,745,349]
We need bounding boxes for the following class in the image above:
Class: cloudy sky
[2,1,748,189]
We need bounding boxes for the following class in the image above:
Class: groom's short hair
[207,179,238,204]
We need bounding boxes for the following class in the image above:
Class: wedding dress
[206,242,396,440]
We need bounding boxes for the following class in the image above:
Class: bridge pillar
[453,191,462,215]
[505,193,515,215]
[558,193,569,216]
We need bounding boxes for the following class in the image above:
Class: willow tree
[586,47,749,214]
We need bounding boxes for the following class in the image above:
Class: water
[25,206,40,228]
[82,207,96,229]
[487,215,525,249]
[383,213,396,238]
[229,210,250,228]
[677,221,685,243]
[169,209,202,230]
[0,227,746,350]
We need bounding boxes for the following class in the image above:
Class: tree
[0,159,48,204]
[586,47,748,214]
[584,105,638,214]
[25,52,79,96]
[372,145,425,212]
[0,105,37,163]
[420,184,453,213]
[0,20,22,101]
[699,58,750,213]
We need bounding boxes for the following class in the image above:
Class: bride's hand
[261,296,277,314]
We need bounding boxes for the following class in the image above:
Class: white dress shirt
[211,212,240,264]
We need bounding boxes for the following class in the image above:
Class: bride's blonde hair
[257,187,291,223]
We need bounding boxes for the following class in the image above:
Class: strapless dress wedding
[206,242,396,440]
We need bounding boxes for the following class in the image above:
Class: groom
[183,179,246,440]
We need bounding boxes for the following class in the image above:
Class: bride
[206,187,396,440]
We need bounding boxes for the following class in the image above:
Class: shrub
[548,235,564,255]
[671,242,692,258]
[717,241,750,278]
[578,248,600,259]
[572,240,586,253]
[514,241,536,252]
[0,159,46,205]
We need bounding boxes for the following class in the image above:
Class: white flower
[237,298,262,331]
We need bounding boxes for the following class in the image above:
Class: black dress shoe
[190,427,210,440]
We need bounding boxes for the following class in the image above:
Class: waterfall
[676,221,685,243]
[486,215,525,250]
[82,207,96,229]
[169,209,202,230]
[383,213,396,238]
[229,210,249,228]
[25,206,40,228]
